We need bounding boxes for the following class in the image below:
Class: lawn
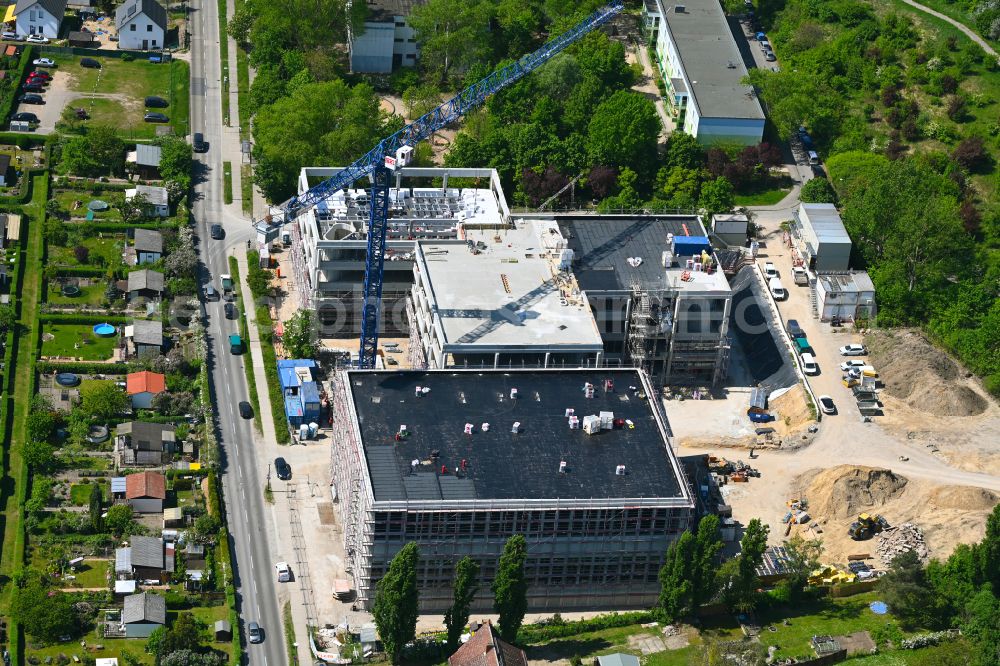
[47,281,107,305]
[69,481,106,505]
[51,190,125,222]
[26,639,152,666]
[48,234,125,267]
[65,560,110,588]
[734,184,793,206]
[50,55,191,137]
[41,324,118,360]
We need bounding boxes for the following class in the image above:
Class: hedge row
[0,168,45,206]
[36,361,130,374]
[51,266,108,277]
[0,45,35,126]
[516,611,658,644]
[38,313,131,324]
[255,303,290,444]
[55,179,132,193]
[206,472,244,666]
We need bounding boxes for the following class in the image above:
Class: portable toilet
[308,422,319,438]
[299,423,309,440]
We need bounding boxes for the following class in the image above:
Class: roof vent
[510,388,518,399]
[559,461,567,474]
[481,422,490,432]
[511,421,521,434]
[464,423,474,435]
[616,464,626,476]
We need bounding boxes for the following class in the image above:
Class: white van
[769,277,786,300]
[800,352,819,375]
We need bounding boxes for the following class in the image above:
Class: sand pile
[865,330,989,416]
[927,486,999,511]
[769,384,814,433]
[800,466,908,519]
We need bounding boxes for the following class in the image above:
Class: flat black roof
[557,216,704,292]
[347,369,686,503]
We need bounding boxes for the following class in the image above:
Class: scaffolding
[289,220,312,310]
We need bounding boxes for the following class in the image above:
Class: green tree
[252,80,399,202]
[445,556,480,651]
[157,137,194,191]
[877,550,939,629]
[0,303,15,332]
[800,177,838,204]
[23,439,57,472]
[977,502,1000,591]
[658,531,694,621]
[80,380,129,420]
[105,504,136,536]
[963,588,1000,666]
[586,90,659,175]
[690,515,724,611]
[26,406,57,443]
[663,131,705,170]
[89,482,104,532]
[63,125,125,177]
[12,580,81,642]
[699,177,735,218]
[724,518,768,612]
[283,310,319,360]
[228,3,254,43]
[409,0,494,83]
[120,191,151,226]
[402,84,441,120]
[776,535,823,602]
[193,514,221,541]
[492,534,528,642]
[373,543,420,664]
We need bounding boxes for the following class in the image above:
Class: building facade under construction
[328,368,695,612]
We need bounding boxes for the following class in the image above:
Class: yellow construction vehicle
[848,513,889,540]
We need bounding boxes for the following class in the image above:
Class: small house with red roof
[125,471,166,513]
[126,371,166,409]
[447,621,527,666]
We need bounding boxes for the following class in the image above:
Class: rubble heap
[875,523,928,566]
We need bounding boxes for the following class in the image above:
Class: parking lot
[12,53,189,137]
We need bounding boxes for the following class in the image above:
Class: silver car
[248,621,263,644]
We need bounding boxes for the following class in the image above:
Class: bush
[516,611,656,643]
[36,361,131,374]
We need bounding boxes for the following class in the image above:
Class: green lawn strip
[26,641,153,666]
[734,186,792,206]
[847,637,975,665]
[236,43,250,139]
[46,282,106,305]
[229,256,261,431]
[282,601,297,665]
[40,323,118,360]
[254,303,290,444]
[218,0,230,124]
[240,164,253,215]
[68,481,106,505]
[79,97,160,140]
[0,173,46,661]
[223,161,234,204]
[169,59,191,137]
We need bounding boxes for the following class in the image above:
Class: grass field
[223,161,233,204]
[48,235,124,267]
[49,55,191,137]
[26,639,152,666]
[41,324,118,360]
[241,164,253,214]
[69,482,106,505]
[51,190,124,222]
[47,282,106,305]
[63,560,110,588]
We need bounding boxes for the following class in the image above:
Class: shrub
[74,245,90,264]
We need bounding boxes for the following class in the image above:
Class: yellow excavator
[848,513,889,540]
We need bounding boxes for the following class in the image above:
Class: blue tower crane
[275,0,624,368]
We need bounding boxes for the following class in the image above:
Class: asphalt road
[187,0,286,662]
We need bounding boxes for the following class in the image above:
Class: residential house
[115,420,175,467]
[121,592,166,638]
[130,228,163,264]
[126,268,164,301]
[115,0,167,50]
[126,186,170,218]
[0,154,10,187]
[125,470,167,513]
[128,144,162,179]
[349,0,420,73]
[448,621,527,666]
[13,0,66,38]
[126,370,166,408]
[125,319,164,357]
[115,535,166,582]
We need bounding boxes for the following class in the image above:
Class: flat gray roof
[817,271,874,293]
[797,203,851,245]
[660,0,764,120]
[416,221,603,352]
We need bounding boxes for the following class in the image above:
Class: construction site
[326,367,696,612]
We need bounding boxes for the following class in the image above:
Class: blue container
[672,235,712,256]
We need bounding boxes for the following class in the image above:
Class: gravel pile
[876,522,928,566]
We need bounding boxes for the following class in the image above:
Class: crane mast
[273,1,624,368]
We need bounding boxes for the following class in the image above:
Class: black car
[22,83,44,92]
[145,95,168,108]
[275,457,291,480]
[210,223,224,239]
[80,57,101,68]
[239,401,253,419]
[144,112,169,123]
[19,93,43,104]
[193,132,207,152]
[225,302,236,319]
[12,112,39,123]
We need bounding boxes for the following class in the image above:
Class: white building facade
[14,0,65,37]
[115,0,166,50]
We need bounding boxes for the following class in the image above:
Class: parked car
[19,93,44,104]
[26,34,49,44]
[193,132,207,152]
[768,277,786,300]
[80,57,101,68]
[12,112,39,123]
[840,360,867,371]
[764,51,776,62]
[29,70,51,80]
[144,112,169,123]
[210,223,224,239]
[26,76,49,86]
[238,401,253,419]
[275,457,291,480]
[792,266,809,285]
[839,344,868,356]
[763,261,778,278]
[818,395,836,415]
[800,352,819,375]
[22,83,45,92]
[2,31,22,41]
[224,302,236,319]
[144,95,168,108]
[248,622,263,644]
[33,58,56,67]
[787,319,805,338]
[275,561,291,582]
